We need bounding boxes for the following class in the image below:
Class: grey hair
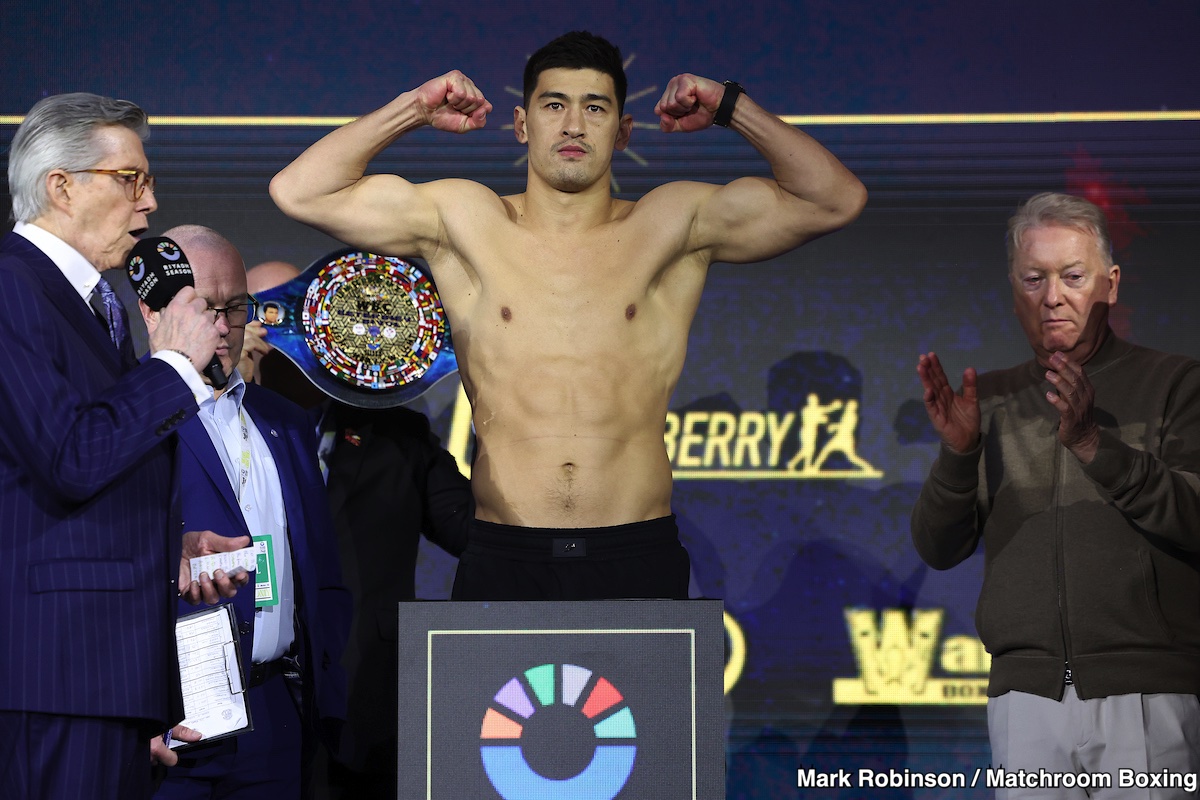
[1006,192,1114,270]
[7,92,149,223]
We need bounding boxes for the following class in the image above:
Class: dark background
[5,2,1200,796]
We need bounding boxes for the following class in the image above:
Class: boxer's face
[514,68,632,193]
[1009,224,1119,366]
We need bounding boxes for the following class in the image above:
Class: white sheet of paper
[170,604,250,748]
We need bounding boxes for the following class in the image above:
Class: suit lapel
[177,417,245,522]
[4,233,125,375]
[245,388,309,569]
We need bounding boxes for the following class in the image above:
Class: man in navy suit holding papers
[0,93,245,799]
[147,225,349,800]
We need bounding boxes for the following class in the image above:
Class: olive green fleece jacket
[912,332,1200,700]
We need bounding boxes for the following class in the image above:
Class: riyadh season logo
[480,663,636,800]
[128,255,145,282]
[157,241,180,261]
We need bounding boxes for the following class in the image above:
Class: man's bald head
[155,225,248,394]
[247,260,300,295]
[161,224,242,268]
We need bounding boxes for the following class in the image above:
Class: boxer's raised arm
[655,75,866,265]
[270,71,493,259]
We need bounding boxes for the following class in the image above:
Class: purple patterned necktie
[92,276,132,356]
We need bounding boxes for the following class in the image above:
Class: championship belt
[253,248,456,408]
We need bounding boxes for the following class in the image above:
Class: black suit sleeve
[415,420,473,557]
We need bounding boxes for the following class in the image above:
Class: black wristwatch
[713,81,744,127]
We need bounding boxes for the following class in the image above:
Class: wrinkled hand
[237,320,270,383]
[414,70,492,133]
[179,530,252,605]
[917,352,980,454]
[1044,351,1100,463]
[654,74,726,133]
[149,724,202,766]
[147,286,221,373]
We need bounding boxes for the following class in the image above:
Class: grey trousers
[988,686,1200,799]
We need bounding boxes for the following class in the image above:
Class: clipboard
[170,603,253,749]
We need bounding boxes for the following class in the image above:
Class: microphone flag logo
[157,241,181,261]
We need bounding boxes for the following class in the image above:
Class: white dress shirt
[196,370,295,663]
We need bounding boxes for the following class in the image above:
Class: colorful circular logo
[480,663,637,800]
[128,255,145,282]
[300,252,448,390]
[157,241,180,261]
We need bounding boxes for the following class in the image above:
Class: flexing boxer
[271,31,866,599]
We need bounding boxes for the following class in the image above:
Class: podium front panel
[397,599,725,800]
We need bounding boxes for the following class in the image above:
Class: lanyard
[236,406,250,502]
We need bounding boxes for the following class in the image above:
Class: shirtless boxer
[271,31,866,600]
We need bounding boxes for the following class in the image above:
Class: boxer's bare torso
[271,62,865,530]
[426,181,709,526]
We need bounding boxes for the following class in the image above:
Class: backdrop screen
[4,3,1199,797]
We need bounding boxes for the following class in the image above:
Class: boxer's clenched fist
[414,70,492,134]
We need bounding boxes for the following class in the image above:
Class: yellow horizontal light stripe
[779,110,1200,125]
[3,110,1199,127]
[151,115,359,126]
[0,114,357,127]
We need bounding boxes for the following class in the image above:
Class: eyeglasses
[206,299,257,328]
[70,168,156,201]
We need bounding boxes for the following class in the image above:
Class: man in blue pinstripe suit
[0,93,248,799]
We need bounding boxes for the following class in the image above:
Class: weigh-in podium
[397,600,726,800]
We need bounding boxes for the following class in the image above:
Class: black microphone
[126,236,228,389]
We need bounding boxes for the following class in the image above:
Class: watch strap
[714,81,743,127]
